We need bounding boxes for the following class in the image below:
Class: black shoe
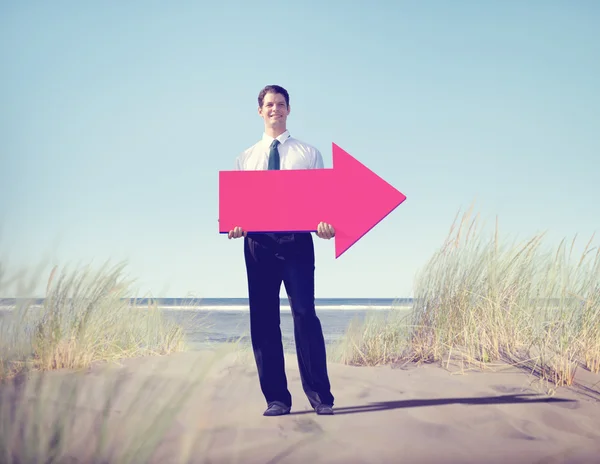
[263,401,291,416]
[315,404,334,415]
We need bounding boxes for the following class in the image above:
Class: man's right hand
[228,226,247,239]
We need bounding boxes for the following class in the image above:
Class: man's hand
[228,226,247,239]
[316,222,335,240]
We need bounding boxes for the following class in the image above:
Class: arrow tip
[330,143,407,258]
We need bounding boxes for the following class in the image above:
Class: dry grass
[0,259,235,462]
[329,306,410,366]
[0,261,185,379]
[0,346,232,463]
[336,207,600,387]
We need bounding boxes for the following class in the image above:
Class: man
[228,85,335,416]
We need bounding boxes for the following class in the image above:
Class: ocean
[0,297,414,353]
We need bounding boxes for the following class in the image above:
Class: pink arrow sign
[219,143,407,258]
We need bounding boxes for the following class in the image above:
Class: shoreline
[0,304,414,312]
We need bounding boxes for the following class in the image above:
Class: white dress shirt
[235,130,324,171]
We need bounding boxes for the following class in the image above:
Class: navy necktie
[268,139,280,170]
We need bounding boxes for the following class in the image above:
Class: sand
[2,346,600,463]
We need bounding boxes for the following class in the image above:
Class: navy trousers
[243,232,334,409]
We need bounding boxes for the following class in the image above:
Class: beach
[2,215,599,462]
[3,345,600,463]
[3,1,599,462]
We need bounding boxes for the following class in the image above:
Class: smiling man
[229,85,335,416]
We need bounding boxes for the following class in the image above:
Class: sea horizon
[0,297,413,312]
[0,296,413,350]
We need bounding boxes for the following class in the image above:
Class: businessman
[229,85,335,416]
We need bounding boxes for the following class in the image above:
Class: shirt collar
[262,130,291,147]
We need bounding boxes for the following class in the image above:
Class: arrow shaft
[219,168,335,233]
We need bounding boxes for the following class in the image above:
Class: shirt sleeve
[312,149,324,169]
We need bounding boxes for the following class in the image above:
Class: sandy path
[2,347,599,463]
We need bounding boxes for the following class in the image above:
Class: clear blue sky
[1,2,599,299]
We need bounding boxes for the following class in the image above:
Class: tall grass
[1,261,185,380]
[336,208,600,387]
[0,343,234,463]
[0,259,236,462]
[330,307,410,366]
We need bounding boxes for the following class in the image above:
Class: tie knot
[271,139,280,148]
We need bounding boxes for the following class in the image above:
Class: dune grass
[0,260,239,462]
[335,208,600,388]
[0,345,235,463]
[0,261,185,380]
[329,306,410,366]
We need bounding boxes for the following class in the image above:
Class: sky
[1,1,599,299]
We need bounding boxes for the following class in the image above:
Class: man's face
[258,92,290,128]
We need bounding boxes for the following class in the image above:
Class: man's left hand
[316,222,335,240]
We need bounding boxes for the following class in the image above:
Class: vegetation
[330,306,409,366]
[0,260,230,462]
[335,208,600,387]
[1,206,598,461]
[0,343,229,463]
[1,261,185,380]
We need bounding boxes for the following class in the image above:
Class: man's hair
[258,85,289,108]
